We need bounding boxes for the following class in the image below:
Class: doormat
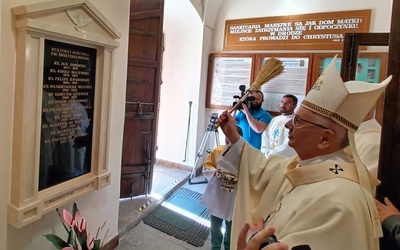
[143,187,210,247]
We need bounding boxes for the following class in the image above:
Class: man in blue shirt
[235,90,272,149]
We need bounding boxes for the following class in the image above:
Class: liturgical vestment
[218,138,379,250]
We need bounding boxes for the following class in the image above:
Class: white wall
[1,0,129,249]
[157,0,204,166]
[0,0,7,248]
[157,0,393,171]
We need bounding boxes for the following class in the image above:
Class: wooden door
[120,0,164,198]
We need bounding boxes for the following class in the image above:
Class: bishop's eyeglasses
[291,115,329,129]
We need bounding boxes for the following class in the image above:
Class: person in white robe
[216,56,392,250]
[353,109,381,177]
[344,108,381,196]
[201,126,243,250]
[261,94,297,158]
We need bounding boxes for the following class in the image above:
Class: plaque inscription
[39,40,96,191]
[224,9,371,51]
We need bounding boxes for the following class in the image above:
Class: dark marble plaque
[39,40,96,191]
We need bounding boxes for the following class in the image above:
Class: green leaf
[81,229,88,244]
[56,207,70,233]
[93,239,101,250]
[74,228,85,247]
[43,234,70,250]
[67,230,75,246]
[72,202,79,217]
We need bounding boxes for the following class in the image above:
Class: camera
[258,234,279,249]
[205,113,219,133]
[209,113,218,126]
[257,234,311,250]
[232,85,255,110]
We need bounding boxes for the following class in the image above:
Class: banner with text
[224,9,371,51]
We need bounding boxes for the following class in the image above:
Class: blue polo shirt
[236,109,272,149]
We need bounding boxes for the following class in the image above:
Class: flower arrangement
[44,202,108,250]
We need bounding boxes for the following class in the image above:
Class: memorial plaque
[39,39,96,191]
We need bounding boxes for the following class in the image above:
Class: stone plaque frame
[9,0,121,228]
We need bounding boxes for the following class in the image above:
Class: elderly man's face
[285,107,328,158]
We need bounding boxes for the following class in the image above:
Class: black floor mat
[143,187,210,247]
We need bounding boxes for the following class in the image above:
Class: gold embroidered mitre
[301,55,392,239]
[301,55,392,132]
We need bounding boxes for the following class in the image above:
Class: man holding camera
[235,90,272,149]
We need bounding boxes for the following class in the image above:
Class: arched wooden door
[120,0,164,198]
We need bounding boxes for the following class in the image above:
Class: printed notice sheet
[261,57,309,112]
[209,57,253,107]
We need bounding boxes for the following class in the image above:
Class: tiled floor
[117,164,212,249]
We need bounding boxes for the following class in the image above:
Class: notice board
[254,54,312,113]
[206,53,313,113]
[206,54,255,109]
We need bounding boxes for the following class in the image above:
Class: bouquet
[44,202,108,250]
